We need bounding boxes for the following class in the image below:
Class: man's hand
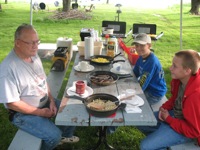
[159,107,170,121]
[40,107,55,118]
[49,100,57,117]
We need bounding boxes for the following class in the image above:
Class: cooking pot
[67,93,126,117]
[90,52,125,65]
[88,71,132,86]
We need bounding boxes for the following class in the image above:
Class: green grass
[0,1,199,150]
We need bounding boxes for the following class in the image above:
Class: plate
[74,64,94,72]
[124,95,144,106]
[66,86,93,98]
[110,68,129,75]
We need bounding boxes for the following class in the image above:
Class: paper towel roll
[84,37,94,60]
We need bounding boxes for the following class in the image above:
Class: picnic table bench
[8,52,73,150]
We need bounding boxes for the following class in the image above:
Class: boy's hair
[175,50,200,75]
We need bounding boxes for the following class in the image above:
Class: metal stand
[115,4,122,22]
[88,126,115,150]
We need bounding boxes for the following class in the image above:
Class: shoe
[58,136,79,145]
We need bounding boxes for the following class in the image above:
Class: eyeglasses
[18,39,40,46]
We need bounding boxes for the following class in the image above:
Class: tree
[63,0,71,12]
[190,0,200,15]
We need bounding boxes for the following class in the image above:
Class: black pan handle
[65,95,85,102]
[112,60,125,64]
[118,74,133,79]
[113,52,122,59]
[118,103,126,110]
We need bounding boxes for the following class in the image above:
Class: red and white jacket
[161,69,200,146]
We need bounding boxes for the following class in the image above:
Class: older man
[0,24,79,150]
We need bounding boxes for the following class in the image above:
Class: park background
[0,0,199,149]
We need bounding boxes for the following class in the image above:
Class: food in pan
[90,74,114,84]
[91,57,109,63]
[87,98,117,111]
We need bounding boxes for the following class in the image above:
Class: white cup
[113,63,122,72]
[79,61,90,71]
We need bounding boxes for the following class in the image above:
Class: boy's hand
[159,107,170,121]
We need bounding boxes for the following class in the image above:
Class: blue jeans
[144,90,163,105]
[137,111,193,150]
[11,99,76,150]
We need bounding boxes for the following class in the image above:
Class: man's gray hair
[14,23,35,40]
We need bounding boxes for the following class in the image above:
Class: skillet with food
[88,71,132,86]
[66,93,126,117]
[90,52,125,65]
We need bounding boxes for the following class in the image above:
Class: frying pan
[90,52,125,65]
[67,93,126,117]
[88,71,132,86]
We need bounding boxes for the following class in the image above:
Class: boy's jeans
[137,111,193,150]
[11,99,76,150]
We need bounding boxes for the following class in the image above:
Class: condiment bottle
[106,38,116,57]
[104,34,109,47]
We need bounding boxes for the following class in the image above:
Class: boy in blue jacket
[133,33,167,105]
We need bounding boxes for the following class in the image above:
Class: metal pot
[88,71,132,86]
[67,93,126,117]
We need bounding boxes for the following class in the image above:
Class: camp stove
[51,47,70,71]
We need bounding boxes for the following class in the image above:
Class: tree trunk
[190,0,200,15]
[5,0,7,4]
[106,0,109,4]
[63,0,71,12]
[0,4,2,11]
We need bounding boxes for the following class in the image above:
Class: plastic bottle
[107,38,116,57]
[104,34,109,47]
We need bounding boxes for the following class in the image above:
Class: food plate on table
[74,64,94,72]
[66,85,93,98]
[110,68,130,75]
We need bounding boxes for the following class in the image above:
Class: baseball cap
[133,33,151,44]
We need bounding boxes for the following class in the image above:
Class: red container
[126,47,139,65]
[118,38,139,65]
[76,81,85,94]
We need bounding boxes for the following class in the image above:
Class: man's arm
[7,101,54,118]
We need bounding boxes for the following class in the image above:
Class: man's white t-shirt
[0,50,48,108]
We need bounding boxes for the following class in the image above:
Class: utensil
[88,71,132,86]
[90,52,125,65]
[66,93,126,117]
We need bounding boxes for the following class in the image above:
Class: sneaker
[59,136,79,145]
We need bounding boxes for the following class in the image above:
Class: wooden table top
[55,51,157,127]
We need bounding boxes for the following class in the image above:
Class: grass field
[0,1,199,149]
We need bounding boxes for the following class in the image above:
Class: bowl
[77,41,103,56]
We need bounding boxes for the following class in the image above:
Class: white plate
[66,86,93,98]
[124,95,144,106]
[110,68,130,75]
[74,64,94,72]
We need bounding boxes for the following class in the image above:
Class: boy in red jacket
[138,50,200,150]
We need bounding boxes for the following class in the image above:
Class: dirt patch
[49,9,92,20]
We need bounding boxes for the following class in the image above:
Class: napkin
[118,94,143,113]
[125,105,142,113]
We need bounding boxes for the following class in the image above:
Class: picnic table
[55,51,157,149]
